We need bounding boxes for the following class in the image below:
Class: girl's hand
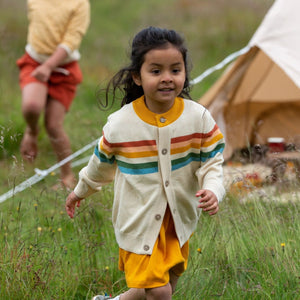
[196,189,219,215]
[65,191,83,219]
[31,64,52,82]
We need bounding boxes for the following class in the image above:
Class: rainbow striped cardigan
[74,96,225,254]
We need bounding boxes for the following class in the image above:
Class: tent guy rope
[0,139,98,203]
[0,46,248,203]
[189,46,250,85]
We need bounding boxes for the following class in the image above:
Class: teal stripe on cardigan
[94,143,224,174]
[94,146,115,164]
[117,160,158,175]
[171,152,200,171]
[200,143,225,162]
[172,143,225,171]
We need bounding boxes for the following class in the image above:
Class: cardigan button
[162,148,167,155]
[155,214,161,221]
[160,117,166,123]
[165,180,169,187]
[143,245,150,251]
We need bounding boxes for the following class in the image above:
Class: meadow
[1,0,299,299]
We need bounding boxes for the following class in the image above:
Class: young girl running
[66,26,225,300]
[17,0,90,189]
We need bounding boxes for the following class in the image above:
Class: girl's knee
[22,100,43,117]
[145,284,172,299]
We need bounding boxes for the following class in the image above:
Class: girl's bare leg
[21,82,48,162]
[119,270,179,300]
[44,98,76,189]
[119,283,173,300]
[169,269,179,294]
[119,288,145,300]
[145,283,172,300]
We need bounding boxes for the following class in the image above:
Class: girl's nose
[161,72,173,83]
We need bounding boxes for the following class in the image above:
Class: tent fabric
[198,0,300,160]
[249,0,300,89]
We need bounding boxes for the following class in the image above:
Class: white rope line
[0,139,98,203]
[0,46,250,204]
[189,46,250,85]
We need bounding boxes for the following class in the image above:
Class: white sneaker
[92,295,111,300]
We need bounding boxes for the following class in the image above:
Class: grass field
[1,0,299,299]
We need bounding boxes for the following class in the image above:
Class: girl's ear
[132,72,141,86]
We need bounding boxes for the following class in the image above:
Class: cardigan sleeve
[60,0,90,52]
[195,109,226,202]
[74,135,117,199]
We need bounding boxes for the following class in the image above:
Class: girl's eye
[172,69,181,74]
[151,69,160,74]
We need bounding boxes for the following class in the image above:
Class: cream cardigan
[74,97,225,254]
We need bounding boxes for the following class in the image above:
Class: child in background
[17,0,90,189]
[66,27,225,300]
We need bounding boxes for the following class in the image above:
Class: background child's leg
[21,82,48,161]
[44,98,75,188]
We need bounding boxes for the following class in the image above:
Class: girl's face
[133,44,186,114]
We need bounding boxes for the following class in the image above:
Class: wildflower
[50,171,56,176]
[60,210,64,215]
[57,228,62,232]
[34,203,38,211]
[281,243,285,253]
[197,248,202,254]
[38,227,42,232]
[105,266,109,271]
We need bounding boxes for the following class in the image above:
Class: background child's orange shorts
[16,53,82,111]
[118,206,189,289]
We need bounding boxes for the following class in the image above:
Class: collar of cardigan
[132,96,184,127]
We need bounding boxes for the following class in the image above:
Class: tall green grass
[1,183,299,299]
[2,1,298,299]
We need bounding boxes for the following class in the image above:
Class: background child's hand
[196,189,219,215]
[31,64,52,82]
[65,191,82,219]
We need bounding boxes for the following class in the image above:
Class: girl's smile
[133,44,186,114]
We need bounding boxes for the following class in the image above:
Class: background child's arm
[31,46,68,82]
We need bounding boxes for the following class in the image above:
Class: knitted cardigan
[74,96,225,254]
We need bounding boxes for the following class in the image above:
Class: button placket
[160,117,166,123]
[155,214,161,221]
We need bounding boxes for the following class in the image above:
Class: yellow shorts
[118,206,189,289]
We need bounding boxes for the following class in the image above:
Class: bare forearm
[44,46,68,70]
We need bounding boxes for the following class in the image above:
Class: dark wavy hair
[99,26,192,109]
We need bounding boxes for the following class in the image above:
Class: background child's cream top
[74,97,225,255]
[26,0,90,64]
